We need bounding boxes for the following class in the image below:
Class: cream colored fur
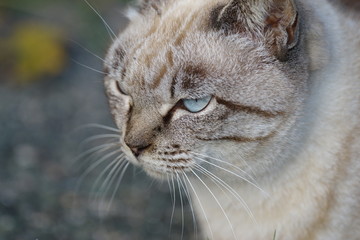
[103,0,360,239]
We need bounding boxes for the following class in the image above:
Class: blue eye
[183,96,212,113]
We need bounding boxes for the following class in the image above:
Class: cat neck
[192,2,360,239]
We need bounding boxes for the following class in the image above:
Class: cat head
[104,0,309,179]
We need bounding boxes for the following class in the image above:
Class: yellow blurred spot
[10,22,67,84]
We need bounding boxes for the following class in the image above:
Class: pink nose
[130,147,140,157]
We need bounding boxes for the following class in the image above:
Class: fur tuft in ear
[137,0,165,15]
[210,0,299,60]
[210,0,266,35]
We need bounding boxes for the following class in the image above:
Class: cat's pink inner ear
[264,0,299,60]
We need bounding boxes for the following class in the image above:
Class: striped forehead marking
[134,9,200,89]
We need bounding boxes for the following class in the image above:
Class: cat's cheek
[110,107,126,133]
[108,94,133,131]
[134,143,195,179]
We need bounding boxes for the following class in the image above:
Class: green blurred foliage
[9,23,67,84]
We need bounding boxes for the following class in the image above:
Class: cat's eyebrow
[170,65,207,98]
[182,65,207,89]
[196,133,275,143]
[215,97,284,118]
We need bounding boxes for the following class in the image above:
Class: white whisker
[97,159,126,213]
[91,155,122,197]
[194,155,269,197]
[96,156,125,206]
[183,172,214,240]
[195,164,233,200]
[69,39,106,62]
[194,163,257,223]
[83,0,117,40]
[167,174,174,204]
[77,149,122,189]
[75,149,122,200]
[72,59,107,75]
[107,161,130,211]
[176,173,185,240]
[79,123,120,133]
[101,158,126,198]
[192,152,258,185]
[180,174,198,240]
[74,143,118,162]
[82,134,120,144]
[74,142,119,169]
[191,169,238,240]
[147,177,157,191]
[169,175,176,237]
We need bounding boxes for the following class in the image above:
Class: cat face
[104,0,309,179]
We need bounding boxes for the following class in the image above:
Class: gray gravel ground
[0,62,196,240]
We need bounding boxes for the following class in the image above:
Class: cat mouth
[141,158,193,179]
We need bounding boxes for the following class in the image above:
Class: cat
[102,0,360,239]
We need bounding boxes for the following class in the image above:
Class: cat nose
[128,144,151,157]
[124,133,152,157]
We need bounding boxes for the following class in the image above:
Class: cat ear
[264,0,299,60]
[211,0,299,60]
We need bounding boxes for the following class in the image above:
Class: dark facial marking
[104,66,110,75]
[162,150,187,156]
[196,131,276,143]
[112,48,126,70]
[182,65,207,90]
[210,3,247,34]
[173,12,198,46]
[165,158,189,163]
[216,97,284,118]
[138,0,162,15]
[166,50,174,67]
[151,64,168,89]
[170,75,177,98]
[166,165,187,170]
[121,67,127,79]
[209,4,226,30]
[163,100,184,124]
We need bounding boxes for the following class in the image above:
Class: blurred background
[0,0,194,239]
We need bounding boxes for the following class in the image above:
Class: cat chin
[143,169,193,181]
[143,167,168,180]
[142,162,193,180]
